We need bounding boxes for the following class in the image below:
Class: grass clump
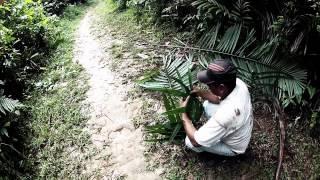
[21,3,95,179]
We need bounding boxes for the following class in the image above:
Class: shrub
[42,0,87,15]
[0,0,53,97]
[0,0,53,177]
[0,88,22,178]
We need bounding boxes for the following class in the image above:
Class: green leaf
[169,123,182,143]
[162,94,176,123]
[0,128,9,137]
[182,24,306,106]
[162,107,186,117]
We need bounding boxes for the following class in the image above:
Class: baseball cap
[197,59,237,85]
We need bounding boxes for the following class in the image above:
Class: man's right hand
[190,86,201,97]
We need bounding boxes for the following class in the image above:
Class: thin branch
[0,143,25,158]
[273,100,286,180]
[276,117,285,180]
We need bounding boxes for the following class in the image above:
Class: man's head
[197,59,237,99]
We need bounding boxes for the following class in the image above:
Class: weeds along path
[73,9,161,179]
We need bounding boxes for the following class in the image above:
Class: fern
[0,90,21,116]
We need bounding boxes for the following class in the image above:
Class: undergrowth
[93,0,194,71]
[21,3,96,179]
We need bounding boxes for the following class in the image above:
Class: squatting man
[180,59,253,156]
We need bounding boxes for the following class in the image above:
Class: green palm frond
[145,94,203,143]
[231,0,252,22]
[139,54,203,143]
[139,53,196,96]
[192,0,230,17]
[192,0,252,24]
[194,24,307,101]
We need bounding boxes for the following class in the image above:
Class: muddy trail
[73,9,161,179]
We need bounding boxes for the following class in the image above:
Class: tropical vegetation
[129,0,320,138]
[0,0,87,178]
[140,54,203,142]
[1,0,320,178]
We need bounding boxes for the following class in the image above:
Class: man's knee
[185,137,202,153]
[185,136,193,148]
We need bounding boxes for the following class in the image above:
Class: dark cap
[197,59,237,84]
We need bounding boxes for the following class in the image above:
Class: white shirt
[194,78,253,154]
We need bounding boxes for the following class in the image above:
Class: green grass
[21,3,96,179]
[92,0,181,71]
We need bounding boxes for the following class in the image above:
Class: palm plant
[190,23,307,106]
[139,54,203,143]
[192,0,253,25]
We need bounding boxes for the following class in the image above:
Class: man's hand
[180,96,200,147]
[180,95,190,108]
[190,86,201,97]
[180,96,190,120]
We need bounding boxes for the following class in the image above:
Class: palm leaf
[145,95,203,143]
[139,54,194,94]
[140,54,204,143]
[192,0,253,24]
[169,123,182,143]
[177,24,306,102]
[162,94,177,123]
[192,0,231,18]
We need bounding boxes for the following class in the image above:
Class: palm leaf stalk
[139,54,203,143]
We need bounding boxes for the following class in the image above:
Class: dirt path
[73,9,161,179]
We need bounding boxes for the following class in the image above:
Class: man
[180,59,253,156]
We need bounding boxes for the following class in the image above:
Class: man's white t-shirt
[194,78,253,154]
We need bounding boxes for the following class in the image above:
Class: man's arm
[181,96,227,148]
[181,112,200,147]
[192,88,220,104]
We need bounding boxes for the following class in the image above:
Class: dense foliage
[0,0,52,95]
[0,0,53,176]
[140,54,203,142]
[0,0,86,177]
[124,0,320,136]
[42,0,86,15]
